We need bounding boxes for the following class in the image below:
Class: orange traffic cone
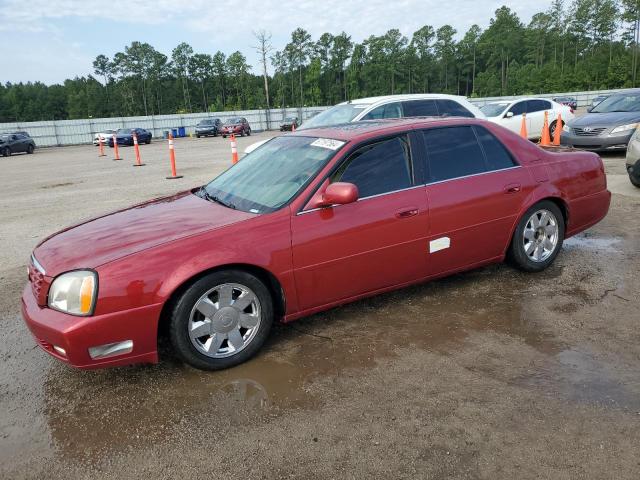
[230,134,238,164]
[552,113,562,146]
[539,111,551,146]
[166,133,183,179]
[132,132,145,167]
[291,123,296,132]
[112,133,122,161]
[520,113,528,139]
[98,135,106,157]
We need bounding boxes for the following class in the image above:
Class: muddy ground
[0,134,639,479]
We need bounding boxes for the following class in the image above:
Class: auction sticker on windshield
[310,138,346,150]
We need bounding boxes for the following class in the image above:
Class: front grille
[573,127,607,136]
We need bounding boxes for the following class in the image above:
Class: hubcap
[188,283,261,358]
[523,209,559,262]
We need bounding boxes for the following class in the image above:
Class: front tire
[509,201,565,272]
[247,128,251,136]
[27,144,34,154]
[1,147,10,157]
[169,270,274,370]
[629,171,640,188]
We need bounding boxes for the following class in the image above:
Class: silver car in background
[625,128,640,187]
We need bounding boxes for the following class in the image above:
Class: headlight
[48,270,97,316]
[611,123,639,134]
[563,124,571,133]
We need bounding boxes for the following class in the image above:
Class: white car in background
[480,98,574,140]
[245,94,486,153]
[93,129,117,146]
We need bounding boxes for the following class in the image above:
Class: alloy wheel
[188,283,262,358]
[522,209,559,262]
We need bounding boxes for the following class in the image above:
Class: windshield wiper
[198,187,236,209]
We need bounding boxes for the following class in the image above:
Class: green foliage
[3,2,640,122]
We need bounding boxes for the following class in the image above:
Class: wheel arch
[156,263,286,343]
[504,195,569,256]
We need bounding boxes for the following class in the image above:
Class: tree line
[2,0,640,123]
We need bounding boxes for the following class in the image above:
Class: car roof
[338,93,470,106]
[289,117,488,142]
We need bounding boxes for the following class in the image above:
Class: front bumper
[221,128,242,135]
[561,131,634,151]
[196,128,217,135]
[21,285,161,369]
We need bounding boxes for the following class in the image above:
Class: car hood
[33,191,254,275]
[196,125,215,129]
[570,111,640,127]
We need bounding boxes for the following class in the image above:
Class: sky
[0,0,552,85]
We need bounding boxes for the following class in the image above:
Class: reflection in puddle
[564,234,622,252]
[516,348,640,412]
[43,265,567,461]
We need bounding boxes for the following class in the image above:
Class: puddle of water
[515,348,640,412]
[563,234,622,252]
[41,264,568,461]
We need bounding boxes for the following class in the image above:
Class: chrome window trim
[295,165,523,216]
[31,254,45,275]
[425,165,522,186]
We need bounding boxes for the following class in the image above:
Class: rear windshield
[299,104,370,130]
[480,103,509,117]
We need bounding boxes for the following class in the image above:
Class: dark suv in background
[0,133,36,156]
[195,118,223,137]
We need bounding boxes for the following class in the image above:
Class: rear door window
[474,126,518,170]
[332,136,412,198]
[422,126,486,182]
[527,100,551,112]
[435,99,475,118]
[402,100,439,117]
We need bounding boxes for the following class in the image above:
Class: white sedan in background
[480,98,574,140]
[245,93,485,154]
[93,129,117,146]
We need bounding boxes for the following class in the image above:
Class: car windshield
[198,120,213,125]
[298,103,370,130]
[117,128,132,134]
[592,94,640,113]
[225,118,242,125]
[202,136,344,213]
[480,103,509,117]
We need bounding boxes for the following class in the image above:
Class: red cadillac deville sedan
[22,118,611,370]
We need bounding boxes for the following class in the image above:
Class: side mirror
[505,111,514,118]
[310,182,359,209]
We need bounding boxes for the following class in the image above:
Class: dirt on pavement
[0,137,639,479]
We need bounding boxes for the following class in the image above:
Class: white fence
[0,87,635,147]
[0,107,326,147]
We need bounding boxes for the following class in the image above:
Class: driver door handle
[395,207,419,219]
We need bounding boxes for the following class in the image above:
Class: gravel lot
[1,133,639,479]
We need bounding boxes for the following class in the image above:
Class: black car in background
[108,128,152,147]
[553,96,578,112]
[195,118,223,137]
[0,133,36,156]
[280,117,299,131]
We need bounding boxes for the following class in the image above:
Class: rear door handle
[395,207,419,219]
[504,183,521,194]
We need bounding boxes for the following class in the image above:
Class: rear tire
[509,200,565,272]
[247,129,251,136]
[27,144,34,154]
[169,270,274,371]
